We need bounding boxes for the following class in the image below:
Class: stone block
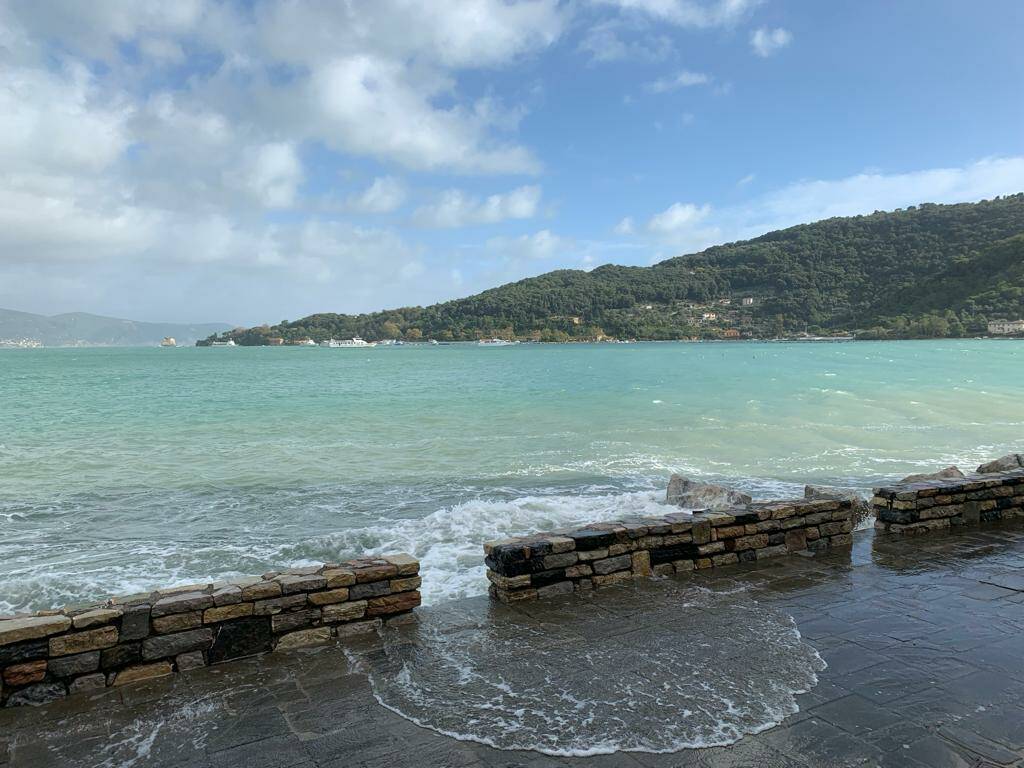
[673,559,695,572]
[275,574,327,594]
[691,519,711,545]
[270,609,320,634]
[175,651,205,670]
[349,581,391,600]
[829,533,854,547]
[101,642,141,670]
[69,673,106,694]
[591,571,633,588]
[2,660,47,686]
[71,608,122,630]
[485,571,531,590]
[0,616,72,646]
[607,542,632,556]
[631,551,652,577]
[576,548,609,561]
[714,525,746,539]
[728,533,769,551]
[112,662,172,687]
[323,569,356,588]
[568,528,621,549]
[307,588,351,606]
[152,611,203,634]
[756,545,789,560]
[322,601,367,623]
[591,554,632,575]
[142,628,214,661]
[211,586,242,606]
[541,552,578,570]
[695,558,713,569]
[252,594,306,616]
[276,627,332,650]
[49,626,118,657]
[351,563,399,583]
[784,529,807,552]
[366,591,421,617]
[805,526,821,541]
[531,569,567,588]
[565,564,592,578]
[240,580,282,601]
[119,605,151,641]
[383,553,421,575]
[203,604,253,623]
[389,576,422,593]
[711,553,739,566]
[151,593,213,618]
[47,652,100,678]
[207,618,271,664]
[0,639,48,667]
[652,563,674,576]
[820,520,853,536]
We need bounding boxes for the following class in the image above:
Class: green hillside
[208,194,1024,345]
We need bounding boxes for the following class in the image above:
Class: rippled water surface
[1,341,1021,611]
[355,581,825,755]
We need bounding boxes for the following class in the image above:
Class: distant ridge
[0,308,233,347]
[209,195,1024,344]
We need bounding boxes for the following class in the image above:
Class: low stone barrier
[484,499,854,602]
[0,554,420,708]
[873,468,1024,535]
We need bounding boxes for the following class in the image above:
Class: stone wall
[484,499,854,602]
[0,554,419,708]
[873,468,1024,535]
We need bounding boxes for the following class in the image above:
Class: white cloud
[750,27,792,57]
[309,55,541,174]
[645,69,711,93]
[486,229,570,259]
[413,186,542,228]
[577,19,673,63]
[647,202,713,233]
[237,142,303,208]
[737,173,756,187]
[592,0,761,28]
[346,176,407,214]
[614,216,636,235]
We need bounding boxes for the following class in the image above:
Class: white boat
[320,337,377,348]
[209,339,236,347]
[160,337,176,347]
[478,338,517,346]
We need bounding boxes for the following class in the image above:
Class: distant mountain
[208,194,1024,344]
[0,308,233,347]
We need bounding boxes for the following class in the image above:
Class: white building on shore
[987,319,1024,335]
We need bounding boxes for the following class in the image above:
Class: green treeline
[206,195,1024,345]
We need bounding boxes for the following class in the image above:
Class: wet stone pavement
[3,523,1024,768]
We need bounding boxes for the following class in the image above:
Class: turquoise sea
[1,340,1021,613]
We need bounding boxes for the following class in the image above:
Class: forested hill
[209,194,1024,344]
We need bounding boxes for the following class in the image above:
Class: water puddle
[354,580,824,755]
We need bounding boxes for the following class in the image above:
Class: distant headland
[202,195,1024,347]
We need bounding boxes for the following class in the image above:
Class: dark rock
[0,639,48,667]
[898,466,965,484]
[119,604,151,641]
[349,581,390,600]
[666,475,752,510]
[530,569,567,588]
[142,628,214,660]
[567,529,620,549]
[4,683,65,708]
[48,652,100,678]
[207,617,272,664]
[977,454,1024,473]
[649,543,699,565]
[101,642,142,670]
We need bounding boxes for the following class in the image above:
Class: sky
[1,0,1023,326]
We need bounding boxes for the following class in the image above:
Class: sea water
[1,340,1021,613]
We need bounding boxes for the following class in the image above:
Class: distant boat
[478,338,517,346]
[320,337,377,348]
[210,339,236,347]
[160,337,176,347]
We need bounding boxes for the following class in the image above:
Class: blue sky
[1,0,1022,325]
